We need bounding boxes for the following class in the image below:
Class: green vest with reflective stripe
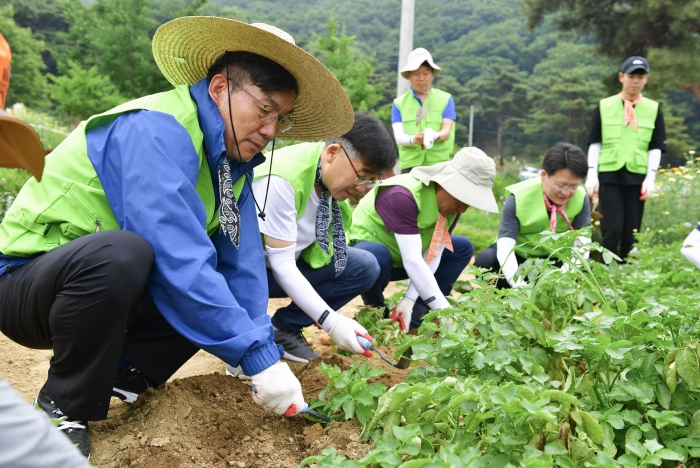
[394,87,455,170]
[0,85,241,256]
[505,177,586,258]
[253,142,351,269]
[348,174,455,267]
[598,95,659,174]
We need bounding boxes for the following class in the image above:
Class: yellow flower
[684,175,694,180]
[668,177,677,182]
[632,229,638,233]
[662,211,670,215]
[594,221,600,226]
[658,230,664,233]
[690,150,696,155]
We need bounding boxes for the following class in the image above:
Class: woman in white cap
[0,17,353,457]
[475,143,591,288]
[348,147,498,332]
[392,47,457,173]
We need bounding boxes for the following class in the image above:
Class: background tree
[467,62,531,166]
[0,5,48,108]
[49,60,126,122]
[311,16,387,118]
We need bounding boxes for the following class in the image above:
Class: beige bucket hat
[400,47,441,79]
[410,147,499,214]
[152,16,353,142]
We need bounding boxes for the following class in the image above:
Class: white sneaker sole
[225,365,252,380]
[112,387,138,404]
[281,351,310,364]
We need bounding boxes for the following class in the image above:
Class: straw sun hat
[152,16,354,142]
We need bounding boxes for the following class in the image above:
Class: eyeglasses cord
[225,67,273,222]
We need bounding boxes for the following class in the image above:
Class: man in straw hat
[392,47,456,173]
[0,33,92,467]
[348,147,498,333]
[0,17,353,457]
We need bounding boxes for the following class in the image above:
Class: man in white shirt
[229,112,398,368]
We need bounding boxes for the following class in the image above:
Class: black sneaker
[111,364,158,403]
[274,329,320,363]
[34,385,90,458]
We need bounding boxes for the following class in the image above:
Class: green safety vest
[0,85,243,256]
[254,142,351,269]
[348,174,455,268]
[504,177,586,258]
[394,87,456,170]
[598,95,659,174]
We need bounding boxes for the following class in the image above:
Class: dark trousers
[599,183,645,259]
[0,231,199,421]
[268,247,380,333]
[473,243,526,289]
[353,236,474,329]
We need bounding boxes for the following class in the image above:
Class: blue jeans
[354,235,474,329]
[269,246,380,333]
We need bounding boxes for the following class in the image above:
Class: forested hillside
[2,0,698,163]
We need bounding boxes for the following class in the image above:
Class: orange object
[425,214,454,264]
[0,34,45,180]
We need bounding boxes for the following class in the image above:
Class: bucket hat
[410,146,498,214]
[0,34,44,181]
[152,16,353,142]
[400,47,441,79]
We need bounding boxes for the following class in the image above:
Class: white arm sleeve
[496,237,519,287]
[587,143,601,170]
[681,226,700,270]
[395,233,450,309]
[404,245,445,301]
[647,149,662,177]
[392,122,415,146]
[266,244,338,331]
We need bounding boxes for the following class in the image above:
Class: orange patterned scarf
[620,92,643,131]
[425,214,454,263]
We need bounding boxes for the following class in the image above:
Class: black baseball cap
[620,56,649,74]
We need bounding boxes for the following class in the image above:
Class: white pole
[397,0,415,98]
[469,105,474,147]
[395,0,415,174]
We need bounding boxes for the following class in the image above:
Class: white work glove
[512,277,528,288]
[251,362,305,416]
[328,315,373,357]
[423,128,440,149]
[390,296,415,332]
[585,168,599,197]
[641,149,662,201]
[640,174,655,200]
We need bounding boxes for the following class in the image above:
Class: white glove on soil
[251,362,305,416]
[328,315,373,357]
[391,296,415,332]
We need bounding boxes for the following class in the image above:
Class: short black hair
[542,142,587,179]
[326,112,398,172]
[207,51,298,95]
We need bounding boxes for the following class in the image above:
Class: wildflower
[690,150,697,155]
[685,222,693,229]
[668,177,677,182]
[662,211,670,215]
[594,221,600,226]
[658,229,663,233]
[659,168,666,173]
[684,175,694,180]
[632,229,638,233]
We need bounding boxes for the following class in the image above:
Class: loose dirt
[0,285,409,467]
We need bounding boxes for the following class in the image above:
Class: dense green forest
[2,0,698,164]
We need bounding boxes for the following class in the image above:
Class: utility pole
[395,0,415,174]
[468,105,474,147]
[397,0,415,98]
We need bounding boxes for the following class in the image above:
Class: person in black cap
[584,56,666,259]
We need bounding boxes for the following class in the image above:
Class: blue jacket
[0,79,281,376]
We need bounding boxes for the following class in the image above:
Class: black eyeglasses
[228,78,295,133]
[339,145,383,189]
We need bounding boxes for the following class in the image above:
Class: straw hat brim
[0,111,44,181]
[152,16,354,142]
